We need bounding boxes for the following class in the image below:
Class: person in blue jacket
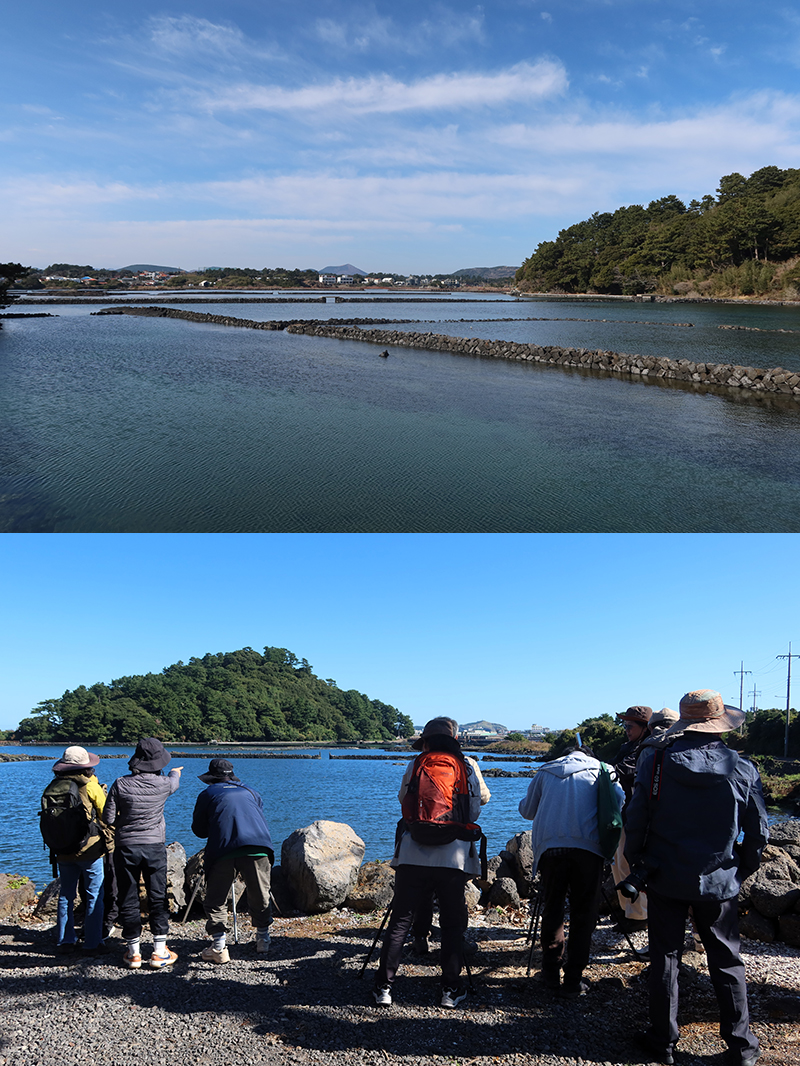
[192,759,274,963]
[625,690,768,1066]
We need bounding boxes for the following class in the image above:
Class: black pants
[538,847,603,984]
[648,890,758,1058]
[376,865,468,989]
[114,842,170,940]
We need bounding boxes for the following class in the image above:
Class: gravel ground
[1,907,798,1066]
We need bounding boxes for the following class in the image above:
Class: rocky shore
[2,903,798,1066]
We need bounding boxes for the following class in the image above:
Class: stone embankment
[287,321,800,401]
[89,305,800,403]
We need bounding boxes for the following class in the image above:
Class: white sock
[153,936,167,956]
[212,935,226,952]
[127,938,140,957]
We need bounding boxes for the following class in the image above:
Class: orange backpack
[400,751,482,846]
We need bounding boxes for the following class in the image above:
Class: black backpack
[39,776,95,856]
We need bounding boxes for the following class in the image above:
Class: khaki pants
[203,854,272,935]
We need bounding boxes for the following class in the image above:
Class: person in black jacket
[611,705,652,928]
[192,759,274,964]
[625,690,768,1066]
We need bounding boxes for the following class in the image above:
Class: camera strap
[648,747,666,801]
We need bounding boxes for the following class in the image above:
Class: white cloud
[197,60,567,115]
[313,11,485,54]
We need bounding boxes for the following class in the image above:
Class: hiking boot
[723,1050,760,1066]
[635,1029,675,1064]
[81,943,109,956]
[201,945,230,965]
[256,935,270,954]
[122,950,142,969]
[560,978,590,999]
[148,948,178,969]
[372,984,392,1007]
[440,985,467,1008]
[538,969,561,990]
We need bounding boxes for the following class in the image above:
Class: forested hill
[516,165,800,299]
[12,647,414,745]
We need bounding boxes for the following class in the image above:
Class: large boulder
[345,860,394,913]
[503,832,535,898]
[768,821,800,863]
[488,877,520,908]
[740,908,778,943]
[281,821,365,913]
[0,874,37,919]
[166,841,187,913]
[33,879,60,919]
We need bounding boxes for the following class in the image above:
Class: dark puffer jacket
[624,734,768,901]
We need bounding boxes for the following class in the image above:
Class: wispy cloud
[313,10,485,54]
[196,61,567,115]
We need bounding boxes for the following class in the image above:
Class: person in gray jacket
[104,737,182,969]
[625,690,768,1066]
[519,745,624,998]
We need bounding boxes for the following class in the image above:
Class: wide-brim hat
[616,705,653,725]
[199,758,241,784]
[129,737,171,772]
[53,745,100,773]
[411,716,459,750]
[649,707,680,730]
[664,690,744,736]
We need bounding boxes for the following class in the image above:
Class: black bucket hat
[129,737,171,773]
[199,758,240,784]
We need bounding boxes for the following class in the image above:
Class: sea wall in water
[92,306,800,402]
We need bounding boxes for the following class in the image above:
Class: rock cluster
[739,821,800,947]
[25,820,800,948]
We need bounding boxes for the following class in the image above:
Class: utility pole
[777,642,800,759]
[749,684,761,717]
[734,661,751,734]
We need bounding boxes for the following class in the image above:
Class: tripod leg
[526,893,542,977]
[357,899,393,979]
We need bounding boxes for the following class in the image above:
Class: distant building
[318,274,337,286]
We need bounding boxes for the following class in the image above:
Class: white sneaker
[372,985,392,1006]
[440,985,467,1008]
[201,945,230,965]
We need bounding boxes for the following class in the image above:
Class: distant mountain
[318,263,367,275]
[119,263,184,274]
[452,266,519,280]
[461,720,507,732]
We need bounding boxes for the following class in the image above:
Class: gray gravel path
[1,908,798,1066]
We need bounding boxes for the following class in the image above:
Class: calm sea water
[3,294,800,532]
[1,746,538,890]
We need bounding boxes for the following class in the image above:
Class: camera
[616,866,648,902]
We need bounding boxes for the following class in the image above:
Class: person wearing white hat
[47,746,107,955]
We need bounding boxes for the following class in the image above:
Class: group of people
[47,694,769,1066]
[375,697,768,1066]
[47,739,273,969]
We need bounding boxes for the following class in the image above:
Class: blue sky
[3,1,800,273]
[2,533,798,735]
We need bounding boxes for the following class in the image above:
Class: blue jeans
[57,856,105,949]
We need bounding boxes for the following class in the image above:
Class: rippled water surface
[2,295,800,531]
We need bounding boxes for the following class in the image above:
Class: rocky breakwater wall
[286,322,800,401]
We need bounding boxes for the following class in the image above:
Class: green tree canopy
[12,646,411,745]
[516,166,800,296]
